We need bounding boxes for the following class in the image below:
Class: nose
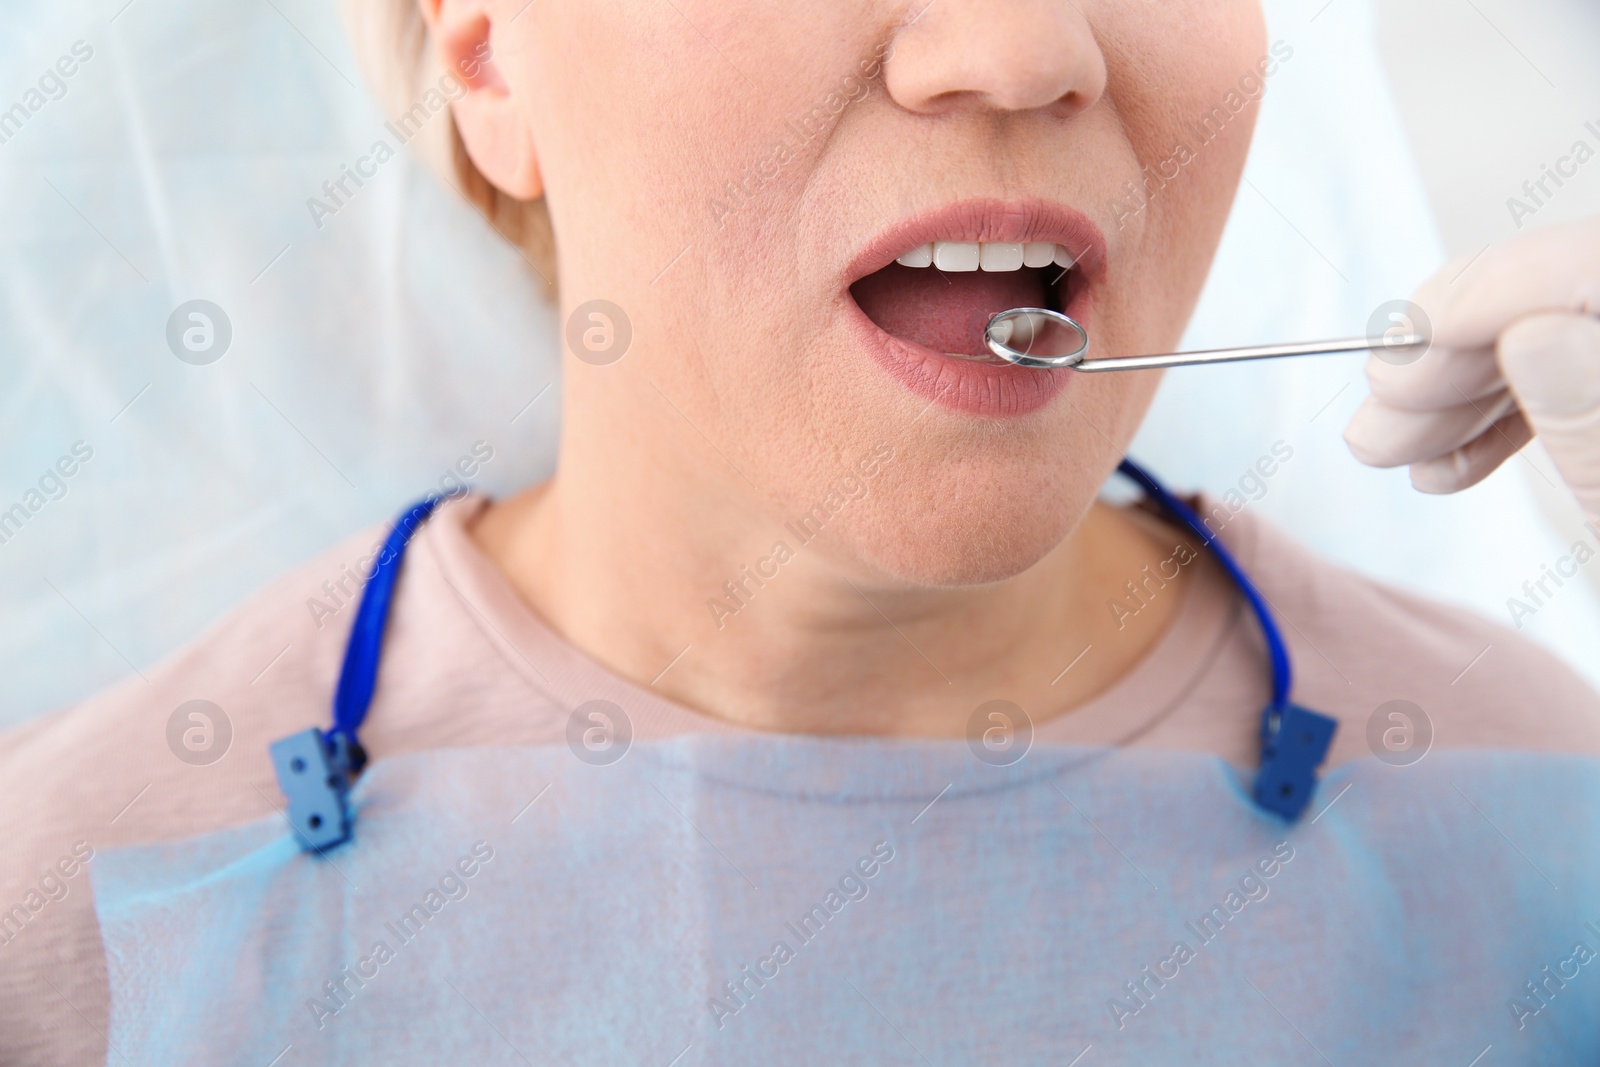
[882,0,1107,117]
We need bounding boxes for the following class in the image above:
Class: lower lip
[846,294,1092,418]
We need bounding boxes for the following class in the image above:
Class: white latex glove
[1344,215,1600,524]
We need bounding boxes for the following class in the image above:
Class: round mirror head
[984,308,1090,369]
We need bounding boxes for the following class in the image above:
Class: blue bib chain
[1115,458,1338,819]
[269,497,441,851]
[271,463,1337,852]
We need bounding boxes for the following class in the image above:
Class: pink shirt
[3,494,1597,1065]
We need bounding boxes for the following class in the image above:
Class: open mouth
[841,200,1106,415]
[850,240,1082,362]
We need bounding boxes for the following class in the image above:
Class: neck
[470,452,1193,738]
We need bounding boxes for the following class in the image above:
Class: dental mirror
[984,307,1428,371]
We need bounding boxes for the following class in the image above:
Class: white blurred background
[0,0,1596,730]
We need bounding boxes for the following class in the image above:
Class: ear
[418,0,542,199]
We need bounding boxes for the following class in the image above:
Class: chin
[824,460,1104,589]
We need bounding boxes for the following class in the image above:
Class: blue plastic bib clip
[1252,702,1339,821]
[270,727,363,851]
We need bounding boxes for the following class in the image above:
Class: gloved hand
[1343,215,1600,524]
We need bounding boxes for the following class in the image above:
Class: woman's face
[466,0,1266,586]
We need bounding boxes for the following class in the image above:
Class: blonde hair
[336,0,557,294]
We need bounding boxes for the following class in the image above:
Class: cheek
[523,0,882,454]
[519,5,724,275]
[1108,1,1269,152]
[1099,2,1268,338]
[524,2,868,287]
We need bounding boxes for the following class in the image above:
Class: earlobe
[421,0,543,199]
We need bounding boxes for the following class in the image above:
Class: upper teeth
[896,241,1077,271]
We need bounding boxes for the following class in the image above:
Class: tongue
[851,263,1050,358]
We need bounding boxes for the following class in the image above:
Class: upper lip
[843,197,1108,289]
